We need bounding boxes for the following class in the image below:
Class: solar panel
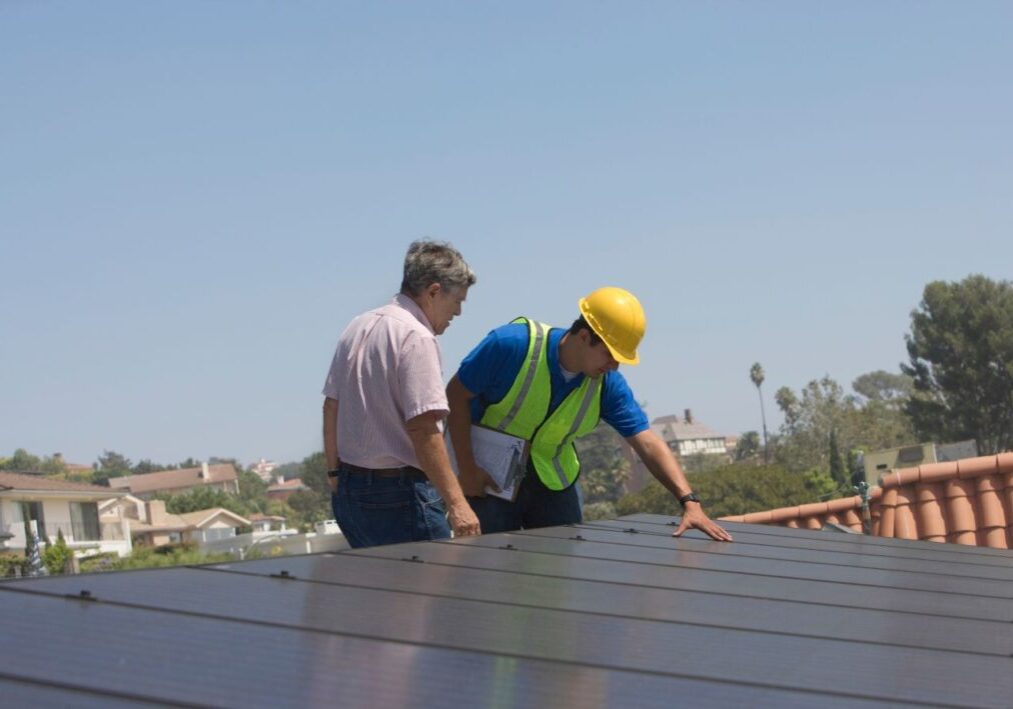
[1,512,1010,706]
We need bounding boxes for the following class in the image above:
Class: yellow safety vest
[480,318,602,490]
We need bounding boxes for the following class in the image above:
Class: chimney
[201,462,209,479]
[684,409,693,424]
[147,500,168,526]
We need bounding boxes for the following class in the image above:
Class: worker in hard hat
[446,286,733,541]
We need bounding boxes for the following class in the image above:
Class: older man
[323,240,481,548]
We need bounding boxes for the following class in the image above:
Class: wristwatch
[327,469,341,479]
[678,492,701,509]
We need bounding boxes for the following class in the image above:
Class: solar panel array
[2,514,1011,707]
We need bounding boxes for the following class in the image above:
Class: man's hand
[673,503,733,542]
[460,463,499,498]
[447,500,481,537]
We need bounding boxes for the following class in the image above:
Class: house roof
[129,507,249,534]
[176,508,249,528]
[267,477,307,492]
[107,464,237,494]
[721,452,1013,549]
[650,415,724,442]
[0,471,119,497]
[249,513,287,522]
[2,513,1010,705]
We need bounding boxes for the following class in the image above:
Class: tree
[238,468,269,512]
[575,422,630,505]
[828,428,847,489]
[773,375,914,478]
[300,452,329,497]
[734,431,761,461]
[750,363,769,462]
[1,448,42,472]
[133,459,174,475]
[159,487,244,515]
[42,530,74,575]
[852,370,914,407]
[95,450,133,482]
[616,462,836,519]
[902,275,1013,455]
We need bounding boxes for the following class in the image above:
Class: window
[202,527,236,542]
[70,502,101,541]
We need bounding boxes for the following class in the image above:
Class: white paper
[446,425,527,501]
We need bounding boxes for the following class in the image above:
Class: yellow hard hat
[578,286,646,365]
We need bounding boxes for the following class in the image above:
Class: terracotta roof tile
[720,453,1013,549]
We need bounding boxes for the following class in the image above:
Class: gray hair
[400,240,476,296]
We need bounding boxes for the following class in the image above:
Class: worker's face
[421,283,468,335]
[579,331,620,378]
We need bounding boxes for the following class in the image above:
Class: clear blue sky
[3,2,1011,468]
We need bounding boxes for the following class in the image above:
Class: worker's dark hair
[568,316,603,346]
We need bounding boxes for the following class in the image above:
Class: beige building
[0,471,131,558]
[101,496,249,547]
[107,462,240,499]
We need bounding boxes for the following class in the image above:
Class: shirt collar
[394,293,435,334]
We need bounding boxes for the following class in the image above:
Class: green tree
[750,363,769,462]
[902,275,1013,454]
[852,370,914,407]
[272,461,304,482]
[575,422,630,505]
[828,428,847,489]
[238,468,269,513]
[159,487,246,515]
[1,448,42,471]
[94,450,133,484]
[277,451,332,530]
[133,459,174,475]
[42,529,74,575]
[286,490,330,530]
[300,452,329,497]
[773,376,914,478]
[734,431,761,461]
[616,462,836,519]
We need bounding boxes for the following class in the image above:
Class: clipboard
[446,424,528,501]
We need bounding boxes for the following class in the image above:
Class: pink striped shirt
[322,294,448,469]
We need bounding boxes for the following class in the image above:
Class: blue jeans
[467,469,583,534]
[331,467,451,549]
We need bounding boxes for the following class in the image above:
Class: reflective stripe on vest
[480,318,602,490]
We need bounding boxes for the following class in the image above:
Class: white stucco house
[0,471,131,558]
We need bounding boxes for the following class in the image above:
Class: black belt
[342,463,428,480]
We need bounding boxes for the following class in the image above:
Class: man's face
[579,331,620,378]
[423,284,468,335]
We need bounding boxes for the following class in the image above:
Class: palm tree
[750,363,769,463]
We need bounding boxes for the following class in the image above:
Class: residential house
[107,462,239,500]
[249,513,288,533]
[251,458,278,483]
[266,477,309,502]
[121,499,250,547]
[625,410,729,493]
[0,471,131,557]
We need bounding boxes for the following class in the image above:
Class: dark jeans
[467,471,582,534]
[331,467,451,549]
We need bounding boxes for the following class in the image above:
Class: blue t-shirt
[456,322,649,438]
